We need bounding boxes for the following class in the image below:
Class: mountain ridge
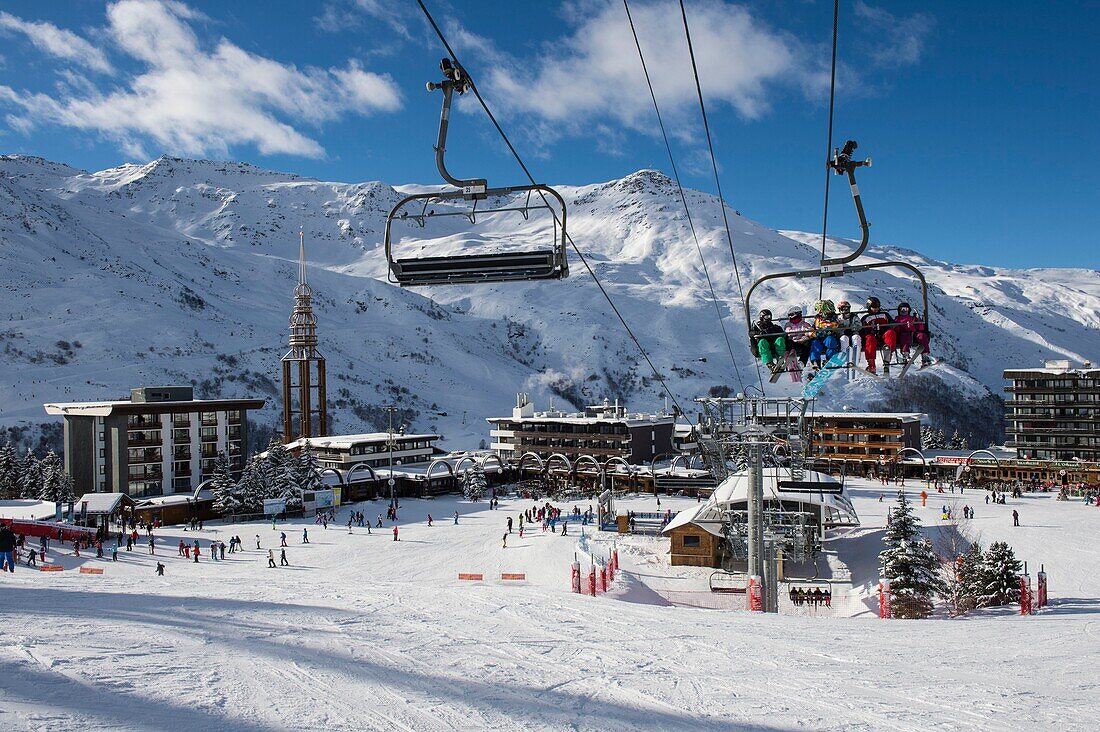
[2,153,1097,453]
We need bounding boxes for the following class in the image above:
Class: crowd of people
[751,296,931,376]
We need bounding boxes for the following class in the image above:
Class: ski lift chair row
[384,58,569,286]
[744,140,931,376]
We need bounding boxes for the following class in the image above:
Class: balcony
[128,448,163,464]
[127,432,163,447]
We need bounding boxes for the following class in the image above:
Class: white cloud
[475,0,819,141]
[0,11,113,74]
[854,2,935,68]
[0,0,402,159]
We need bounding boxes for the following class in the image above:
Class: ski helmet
[866,296,881,310]
[837,300,851,311]
[787,307,803,319]
[897,301,911,314]
[758,309,773,321]
[814,299,836,316]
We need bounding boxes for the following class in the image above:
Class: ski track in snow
[1,483,1098,730]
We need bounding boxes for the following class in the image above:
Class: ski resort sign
[263,498,286,516]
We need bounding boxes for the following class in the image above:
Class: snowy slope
[1,155,1097,447]
[0,485,1096,730]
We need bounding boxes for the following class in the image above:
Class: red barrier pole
[588,567,596,596]
[571,561,581,593]
[600,566,607,593]
[879,579,892,619]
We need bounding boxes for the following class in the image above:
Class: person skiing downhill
[860,296,897,374]
[750,309,787,373]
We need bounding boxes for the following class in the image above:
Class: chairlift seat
[391,250,564,286]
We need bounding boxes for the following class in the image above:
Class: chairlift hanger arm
[427,57,488,196]
[822,139,872,268]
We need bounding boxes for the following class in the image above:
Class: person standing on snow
[454,510,459,525]
[502,533,508,549]
[507,516,513,534]
[1013,509,1020,527]
[427,514,433,527]
[0,525,16,573]
[280,532,287,548]
[267,549,276,568]
[280,548,289,566]
[156,562,165,576]
[256,534,262,549]
[392,525,399,542]
[302,528,309,544]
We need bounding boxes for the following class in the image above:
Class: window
[683,535,701,548]
[173,428,190,442]
[200,426,218,441]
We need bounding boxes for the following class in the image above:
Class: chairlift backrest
[384,58,569,286]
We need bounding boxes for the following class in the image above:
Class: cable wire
[678,0,766,396]
[416,0,693,423]
[623,0,745,395]
[818,0,840,300]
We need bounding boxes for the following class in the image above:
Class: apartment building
[1004,360,1100,461]
[44,386,265,497]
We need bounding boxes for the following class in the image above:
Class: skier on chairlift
[784,307,814,368]
[808,299,842,371]
[750,309,787,374]
[860,296,896,374]
[836,300,861,369]
[895,302,932,368]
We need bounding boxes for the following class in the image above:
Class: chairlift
[384,58,569,286]
[744,140,931,378]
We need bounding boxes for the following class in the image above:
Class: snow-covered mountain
[2,154,1097,450]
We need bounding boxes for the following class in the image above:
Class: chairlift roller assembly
[385,57,569,286]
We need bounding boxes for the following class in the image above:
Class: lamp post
[385,405,399,510]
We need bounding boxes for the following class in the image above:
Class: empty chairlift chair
[384,58,569,286]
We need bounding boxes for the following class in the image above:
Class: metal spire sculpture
[281,229,328,441]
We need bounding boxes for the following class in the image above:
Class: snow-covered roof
[75,492,132,514]
[44,398,264,416]
[135,490,212,507]
[487,414,673,427]
[662,468,859,537]
[288,433,439,450]
[661,504,716,535]
[807,411,924,422]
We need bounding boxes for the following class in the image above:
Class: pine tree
[978,541,1023,607]
[38,450,75,503]
[235,455,266,513]
[20,453,43,499]
[948,429,965,450]
[948,542,985,616]
[294,441,323,494]
[0,443,20,499]
[879,491,945,618]
[264,439,301,511]
[210,453,242,516]
[462,462,487,502]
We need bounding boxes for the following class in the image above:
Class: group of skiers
[750,296,931,376]
[788,586,832,608]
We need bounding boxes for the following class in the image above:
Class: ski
[896,348,925,378]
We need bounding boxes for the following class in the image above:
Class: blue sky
[0,0,1096,269]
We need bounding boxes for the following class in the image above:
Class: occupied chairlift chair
[743,140,931,375]
[384,58,569,286]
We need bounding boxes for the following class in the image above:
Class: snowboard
[802,351,848,398]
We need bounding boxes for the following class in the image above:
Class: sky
[0,0,1096,270]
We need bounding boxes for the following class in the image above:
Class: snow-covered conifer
[879,491,945,618]
[0,443,20,499]
[462,462,487,502]
[210,453,242,516]
[978,541,1023,607]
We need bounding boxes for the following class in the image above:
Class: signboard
[313,489,334,510]
[263,498,286,516]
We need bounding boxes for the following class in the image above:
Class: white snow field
[1,482,1098,731]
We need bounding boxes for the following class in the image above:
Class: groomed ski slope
[0,481,1097,731]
